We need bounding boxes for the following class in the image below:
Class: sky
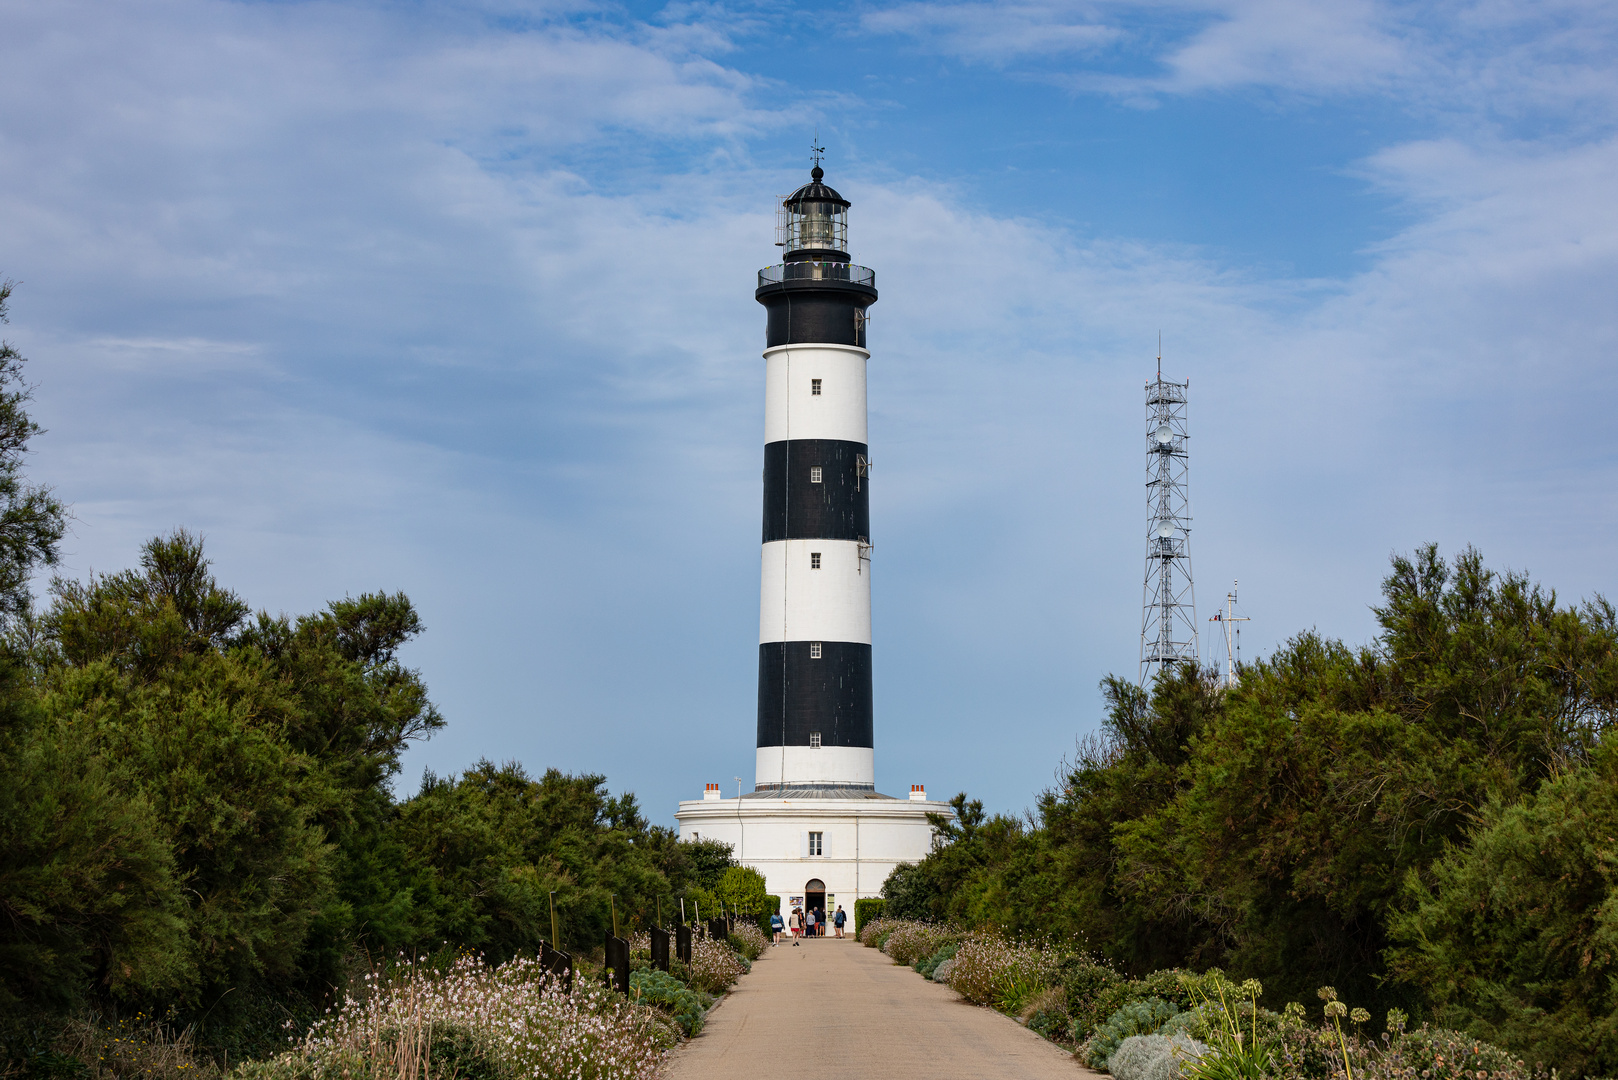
[1,0,1615,825]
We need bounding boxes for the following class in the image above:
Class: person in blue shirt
[833,906,847,938]
[769,910,785,945]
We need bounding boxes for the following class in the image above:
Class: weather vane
[810,133,824,171]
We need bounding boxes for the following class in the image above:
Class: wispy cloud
[863,2,1122,63]
[863,0,1618,116]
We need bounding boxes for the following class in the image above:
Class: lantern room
[777,166,851,263]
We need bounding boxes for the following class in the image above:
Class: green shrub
[1020,986,1071,1043]
[1108,1033,1210,1080]
[1271,1008,1536,1080]
[428,1025,510,1080]
[915,941,960,979]
[1081,998,1181,1070]
[854,898,885,936]
[1027,1008,1069,1042]
[630,968,710,1037]
[1397,1025,1530,1076]
[1054,956,1125,1029]
[1073,969,1204,1041]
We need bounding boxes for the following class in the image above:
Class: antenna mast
[1208,580,1250,688]
[1139,346,1199,685]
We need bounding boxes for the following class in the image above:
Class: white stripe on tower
[762,345,868,444]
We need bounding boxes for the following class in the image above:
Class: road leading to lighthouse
[659,937,1102,1080]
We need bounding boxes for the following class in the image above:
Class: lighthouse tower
[676,160,948,924]
[755,164,877,791]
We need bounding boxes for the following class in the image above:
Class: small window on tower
[810,732,822,748]
[810,552,821,569]
[810,642,822,659]
[811,378,822,396]
[808,831,823,855]
[810,466,822,483]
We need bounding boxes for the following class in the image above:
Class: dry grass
[1018,986,1067,1026]
[51,1013,221,1080]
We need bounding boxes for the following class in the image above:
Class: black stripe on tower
[762,439,869,543]
[756,641,873,748]
[756,281,876,348]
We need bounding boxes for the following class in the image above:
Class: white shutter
[821,831,832,858]
[801,831,809,857]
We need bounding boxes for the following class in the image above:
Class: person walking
[790,907,803,945]
[770,909,785,945]
[805,907,817,939]
[833,905,847,938]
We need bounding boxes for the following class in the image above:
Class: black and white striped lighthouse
[753,163,878,792]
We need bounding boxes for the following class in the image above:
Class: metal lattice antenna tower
[1139,345,1199,685]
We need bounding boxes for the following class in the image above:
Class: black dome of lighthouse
[784,166,850,209]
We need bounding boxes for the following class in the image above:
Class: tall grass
[233,954,672,1080]
[728,923,768,961]
[879,923,957,967]
[685,939,746,996]
[944,935,1054,1010]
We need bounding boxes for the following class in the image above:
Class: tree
[0,280,65,628]
[713,866,769,915]
[0,676,186,1011]
[1387,734,1618,1075]
[388,762,683,956]
[18,532,445,1048]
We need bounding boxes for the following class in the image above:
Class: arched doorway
[804,878,826,936]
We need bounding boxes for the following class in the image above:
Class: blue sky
[2,0,1615,823]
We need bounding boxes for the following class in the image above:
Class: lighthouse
[676,159,947,923]
[755,163,877,791]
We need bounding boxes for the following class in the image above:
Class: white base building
[676,783,948,922]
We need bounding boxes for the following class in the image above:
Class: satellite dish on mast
[1155,520,1175,539]
[1155,423,1173,446]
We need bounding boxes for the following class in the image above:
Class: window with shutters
[808,832,823,855]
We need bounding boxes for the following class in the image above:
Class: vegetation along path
[661,936,1100,1080]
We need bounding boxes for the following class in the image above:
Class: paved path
[660,936,1104,1080]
